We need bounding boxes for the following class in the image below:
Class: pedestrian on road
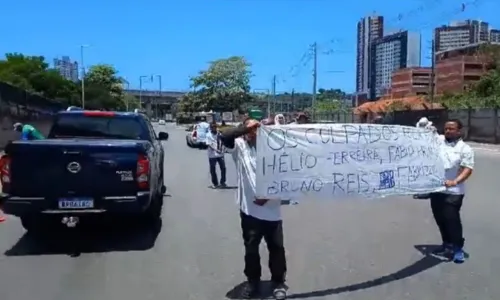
[430,119,474,263]
[206,122,226,188]
[219,118,288,299]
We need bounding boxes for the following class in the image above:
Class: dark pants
[430,193,465,248]
[209,157,226,186]
[240,212,287,283]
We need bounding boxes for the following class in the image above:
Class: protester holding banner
[219,119,288,299]
[430,119,474,263]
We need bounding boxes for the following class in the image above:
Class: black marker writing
[267,178,324,195]
[261,152,317,175]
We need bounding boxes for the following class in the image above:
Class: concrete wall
[0,115,53,150]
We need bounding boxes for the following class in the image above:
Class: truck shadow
[4,219,162,257]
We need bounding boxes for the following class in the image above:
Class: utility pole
[139,75,149,109]
[291,88,295,112]
[429,39,436,102]
[155,75,162,119]
[271,75,277,115]
[312,42,318,119]
[80,45,89,109]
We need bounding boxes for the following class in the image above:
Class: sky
[1,0,498,94]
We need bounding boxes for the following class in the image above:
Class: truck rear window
[50,115,146,139]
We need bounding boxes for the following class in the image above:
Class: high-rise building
[356,15,384,94]
[490,29,500,43]
[53,56,79,82]
[370,31,421,99]
[434,20,490,52]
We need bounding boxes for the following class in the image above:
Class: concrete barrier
[0,116,53,150]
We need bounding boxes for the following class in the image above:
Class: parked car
[158,119,166,125]
[0,109,169,232]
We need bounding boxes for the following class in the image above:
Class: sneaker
[212,184,219,189]
[271,282,288,300]
[240,281,260,299]
[452,248,466,264]
[431,244,453,260]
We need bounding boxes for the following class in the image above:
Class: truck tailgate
[7,139,149,197]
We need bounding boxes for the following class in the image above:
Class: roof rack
[66,106,83,111]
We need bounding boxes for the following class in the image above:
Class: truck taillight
[136,154,150,189]
[192,130,197,138]
[0,155,11,185]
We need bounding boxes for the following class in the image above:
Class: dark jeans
[209,157,226,186]
[240,212,287,283]
[430,192,465,248]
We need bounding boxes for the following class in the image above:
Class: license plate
[58,198,94,209]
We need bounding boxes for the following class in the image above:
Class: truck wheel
[144,192,163,222]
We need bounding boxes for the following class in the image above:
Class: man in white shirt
[219,118,287,299]
[430,119,474,264]
[196,116,210,144]
[206,122,226,188]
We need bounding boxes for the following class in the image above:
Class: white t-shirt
[441,139,474,195]
[232,138,282,221]
[196,121,210,142]
[206,131,224,158]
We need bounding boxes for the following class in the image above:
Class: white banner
[256,124,446,200]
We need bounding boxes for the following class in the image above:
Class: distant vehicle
[186,124,207,149]
[164,114,173,122]
[158,119,166,125]
[0,109,169,232]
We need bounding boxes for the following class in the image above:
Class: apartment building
[53,56,79,82]
[390,67,431,98]
[369,31,421,99]
[434,20,490,52]
[356,15,384,94]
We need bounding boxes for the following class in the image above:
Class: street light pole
[155,75,162,119]
[80,45,89,109]
[139,75,149,109]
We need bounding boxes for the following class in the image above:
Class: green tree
[84,64,126,109]
[179,56,253,112]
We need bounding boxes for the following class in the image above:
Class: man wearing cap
[13,123,45,140]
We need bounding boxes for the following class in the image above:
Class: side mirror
[158,132,169,141]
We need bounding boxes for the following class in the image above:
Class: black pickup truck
[0,109,168,232]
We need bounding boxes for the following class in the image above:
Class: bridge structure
[124,89,187,117]
[123,89,298,117]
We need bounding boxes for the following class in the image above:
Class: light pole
[139,75,150,108]
[122,78,130,111]
[80,44,90,109]
[154,75,162,119]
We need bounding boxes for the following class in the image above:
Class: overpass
[124,89,187,104]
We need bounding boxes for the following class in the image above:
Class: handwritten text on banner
[255,124,446,200]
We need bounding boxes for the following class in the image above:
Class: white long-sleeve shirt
[232,138,282,221]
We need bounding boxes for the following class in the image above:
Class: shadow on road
[4,219,162,257]
[226,245,444,299]
[284,245,444,299]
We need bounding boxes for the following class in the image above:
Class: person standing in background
[206,122,226,188]
[430,119,474,263]
[0,153,6,223]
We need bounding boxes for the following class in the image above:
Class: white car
[158,119,166,125]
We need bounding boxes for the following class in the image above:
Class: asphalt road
[0,124,499,300]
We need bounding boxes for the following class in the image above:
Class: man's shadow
[226,245,445,299]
